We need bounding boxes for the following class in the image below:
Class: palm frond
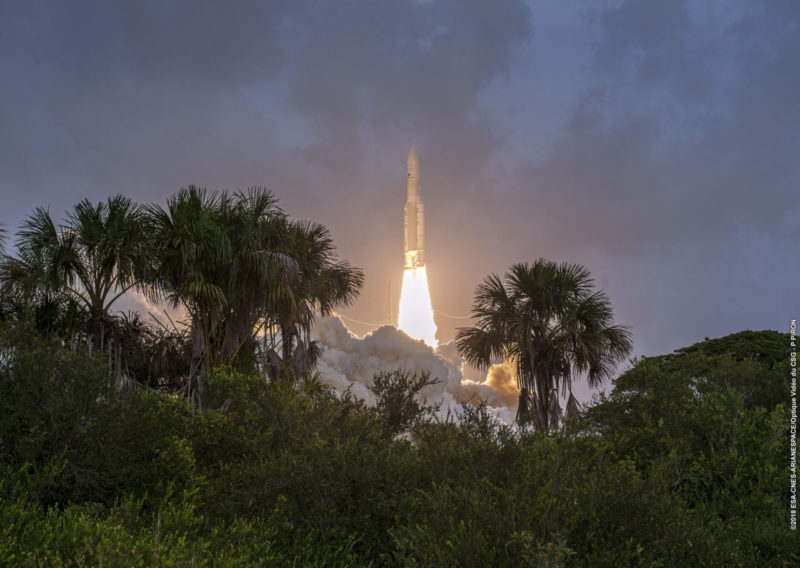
[458,258,632,430]
[565,391,581,421]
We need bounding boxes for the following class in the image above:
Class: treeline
[0,188,364,408]
[0,324,792,565]
[0,191,632,430]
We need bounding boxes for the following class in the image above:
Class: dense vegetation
[0,194,794,565]
[0,324,792,565]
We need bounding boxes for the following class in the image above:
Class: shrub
[369,369,441,436]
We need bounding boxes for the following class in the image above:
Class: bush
[369,369,441,436]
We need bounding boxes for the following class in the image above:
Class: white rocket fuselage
[404,145,424,269]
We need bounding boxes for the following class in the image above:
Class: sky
[1,0,797,374]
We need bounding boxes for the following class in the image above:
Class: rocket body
[404,145,424,268]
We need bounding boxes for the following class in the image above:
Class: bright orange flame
[397,266,438,347]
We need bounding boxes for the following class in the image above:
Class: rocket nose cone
[408,145,419,165]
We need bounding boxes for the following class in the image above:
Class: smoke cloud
[312,316,518,424]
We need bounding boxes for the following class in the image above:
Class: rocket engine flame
[397,146,437,346]
[397,266,438,347]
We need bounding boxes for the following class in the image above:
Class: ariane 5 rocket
[404,145,424,269]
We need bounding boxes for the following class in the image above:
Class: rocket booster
[404,145,424,269]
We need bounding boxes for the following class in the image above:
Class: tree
[579,331,790,558]
[0,225,7,318]
[456,259,632,431]
[264,220,364,379]
[0,225,14,323]
[145,187,364,402]
[369,369,441,436]
[0,196,150,352]
[583,330,790,457]
[145,187,293,384]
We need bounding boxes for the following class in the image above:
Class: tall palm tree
[145,187,297,383]
[0,196,150,351]
[147,186,365,390]
[456,259,632,431]
[215,190,299,365]
[264,220,364,378]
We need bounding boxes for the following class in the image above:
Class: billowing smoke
[463,363,519,409]
[312,316,518,423]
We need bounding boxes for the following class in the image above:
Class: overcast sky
[1,0,797,360]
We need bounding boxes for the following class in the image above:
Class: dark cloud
[495,0,799,358]
[0,0,796,397]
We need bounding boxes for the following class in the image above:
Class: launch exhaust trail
[398,145,437,346]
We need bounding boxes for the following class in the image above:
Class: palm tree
[0,196,150,352]
[264,219,364,378]
[145,187,300,400]
[146,186,365,393]
[214,189,299,366]
[104,310,192,391]
[456,259,632,431]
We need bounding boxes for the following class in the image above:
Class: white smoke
[312,316,518,424]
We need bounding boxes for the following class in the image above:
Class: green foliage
[0,326,794,566]
[0,196,150,353]
[580,330,794,565]
[0,323,109,505]
[1,194,790,565]
[267,220,365,374]
[456,259,632,430]
[1,188,365,404]
[145,187,288,374]
[369,369,441,435]
[676,329,788,365]
[145,186,365,385]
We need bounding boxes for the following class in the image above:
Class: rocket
[404,145,424,269]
